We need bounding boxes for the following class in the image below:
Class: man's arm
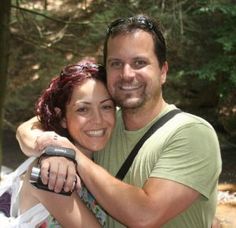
[16,117,63,157]
[35,133,199,227]
[76,151,199,228]
[16,116,44,156]
[23,122,220,228]
[34,124,219,228]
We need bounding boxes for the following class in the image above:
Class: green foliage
[4,0,236,139]
[184,1,236,96]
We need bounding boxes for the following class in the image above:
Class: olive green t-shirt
[94,105,222,228]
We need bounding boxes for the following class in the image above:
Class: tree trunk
[0,0,11,177]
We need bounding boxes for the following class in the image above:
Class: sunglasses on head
[106,16,155,35]
[60,63,99,79]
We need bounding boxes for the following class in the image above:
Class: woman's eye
[76,107,88,113]
[102,103,115,111]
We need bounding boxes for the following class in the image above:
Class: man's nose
[122,64,135,80]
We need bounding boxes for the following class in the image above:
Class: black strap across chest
[115,109,182,180]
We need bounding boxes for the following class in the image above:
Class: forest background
[0,0,236,171]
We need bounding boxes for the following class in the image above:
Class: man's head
[103,15,168,116]
[103,14,166,67]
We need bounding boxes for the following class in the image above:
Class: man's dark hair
[103,14,167,67]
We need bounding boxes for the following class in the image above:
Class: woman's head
[35,62,115,153]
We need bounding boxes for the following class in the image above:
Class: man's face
[106,30,168,111]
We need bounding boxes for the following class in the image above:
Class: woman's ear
[55,107,67,129]
[61,118,67,129]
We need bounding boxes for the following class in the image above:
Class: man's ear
[160,61,168,85]
[55,107,67,129]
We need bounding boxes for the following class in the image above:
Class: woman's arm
[20,163,101,228]
[36,190,102,228]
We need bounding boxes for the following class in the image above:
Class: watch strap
[38,146,76,164]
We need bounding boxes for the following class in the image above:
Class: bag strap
[115,109,182,180]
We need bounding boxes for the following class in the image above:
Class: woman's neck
[74,142,93,159]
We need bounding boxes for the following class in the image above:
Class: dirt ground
[216,183,236,228]
[216,146,236,228]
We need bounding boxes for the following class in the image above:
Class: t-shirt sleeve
[150,123,222,199]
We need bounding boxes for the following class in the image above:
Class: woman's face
[62,79,115,155]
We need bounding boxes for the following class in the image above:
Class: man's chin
[120,98,144,110]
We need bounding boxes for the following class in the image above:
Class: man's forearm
[76,150,199,228]
[76,152,153,227]
[75,151,199,227]
[16,116,43,157]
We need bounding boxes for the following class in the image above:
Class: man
[17,15,222,227]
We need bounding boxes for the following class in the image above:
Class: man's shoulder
[166,104,214,129]
[177,111,214,130]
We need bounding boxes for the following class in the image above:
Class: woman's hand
[35,133,81,193]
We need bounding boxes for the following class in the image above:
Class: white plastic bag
[0,157,49,228]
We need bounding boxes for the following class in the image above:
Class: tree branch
[11,4,90,25]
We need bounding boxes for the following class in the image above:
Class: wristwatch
[38,146,77,164]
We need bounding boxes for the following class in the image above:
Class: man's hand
[34,131,69,152]
[39,155,80,193]
[36,133,81,193]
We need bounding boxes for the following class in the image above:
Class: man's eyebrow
[107,58,121,62]
[133,55,148,59]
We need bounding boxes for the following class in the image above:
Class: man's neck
[122,99,167,131]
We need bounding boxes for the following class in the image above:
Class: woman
[18,62,116,227]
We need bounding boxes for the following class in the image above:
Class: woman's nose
[93,110,103,124]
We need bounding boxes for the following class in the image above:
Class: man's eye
[134,60,146,68]
[110,61,122,68]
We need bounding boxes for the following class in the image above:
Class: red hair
[35,62,106,136]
